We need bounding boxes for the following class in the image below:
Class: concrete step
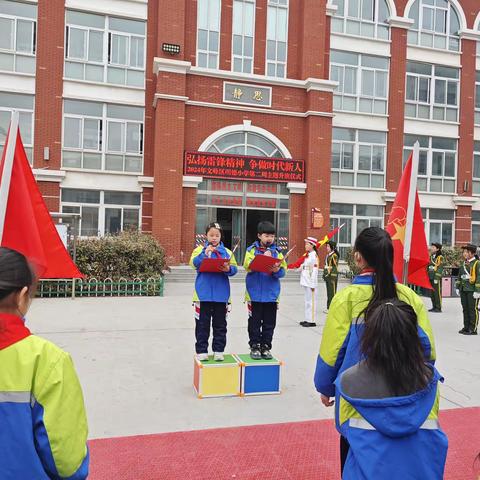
[165,265,302,283]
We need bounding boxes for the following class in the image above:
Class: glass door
[232,209,245,264]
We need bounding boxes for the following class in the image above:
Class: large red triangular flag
[385,153,431,289]
[0,118,83,279]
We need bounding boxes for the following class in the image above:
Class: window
[0,91,34,162]
[405,61,459,122]
[472,211,480,245]
[403,135,456,193]
[266,0,288,78]
[207,131,284,157]
[331,50,388,114]
[331,0,390,39]
[0,0,37,74]
[473,141,480,195]
[408,0,460,51]
[61,189,141,237]
[65,11,146,87]
[331,128,386,188]
[197,0,221,69]
[232,0,255,73]
[63,99,144,173]
[422,208,454,245]
[330,203,384,258]
[476,72,480,125]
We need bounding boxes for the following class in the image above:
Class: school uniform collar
[0,314,31,350]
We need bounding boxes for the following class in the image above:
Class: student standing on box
[190,222,238,361]
[244,221,287,360]
[427,242,444,313]
[455,244,479,335]
[335,299,447,479]
[288,237,320,327]
[323,240,339,313]
[0,247,89,480]
[314,227,436,476]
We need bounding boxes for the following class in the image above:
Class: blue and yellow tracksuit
[314,273,436,428]
[190,242,238,302]
[0,314,89,480]
[243,241,287,303]
[190,242,238,354]
[335,365,448,479]
[243,242,287,349]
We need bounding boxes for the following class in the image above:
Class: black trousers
[340,435,350,476]
[248,302,277,349]
[195,302,227,354]
[460,290,479,333]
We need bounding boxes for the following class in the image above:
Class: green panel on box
[236,354,279,365]
[198,354,238,365]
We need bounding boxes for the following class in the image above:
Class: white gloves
[473,292,480,299]
[433,280,438,284]
[456,289,460,296]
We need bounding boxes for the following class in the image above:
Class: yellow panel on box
[193,354,242,398]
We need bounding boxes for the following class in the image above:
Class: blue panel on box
[244,364,280,394]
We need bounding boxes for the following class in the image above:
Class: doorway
[215,208,280,262]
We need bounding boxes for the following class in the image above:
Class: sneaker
[261,346,273,360]
[458,328,467,334]
[301,321,317,327]
[250,345,262,360]
[213,352,224,361]
[197,353,209,361]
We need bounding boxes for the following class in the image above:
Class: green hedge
[75,231,166,280]
[344,246,464,277]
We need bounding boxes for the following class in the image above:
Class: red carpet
[88,407,480,479]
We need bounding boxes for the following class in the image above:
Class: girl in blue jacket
[336,299,447,479]
[190,222,238,362]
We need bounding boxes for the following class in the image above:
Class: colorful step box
[193,354,242,399]
[236,354,282,396]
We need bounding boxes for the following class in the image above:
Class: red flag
[385,154,430,289]
[0,121,83,279]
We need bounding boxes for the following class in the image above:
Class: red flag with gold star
[385,154,431,289]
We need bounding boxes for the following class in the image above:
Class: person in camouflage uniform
[427,243,444,313]
[455,244,479,335]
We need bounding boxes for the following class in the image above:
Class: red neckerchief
[359,268,375,276]
[0,314,31,350]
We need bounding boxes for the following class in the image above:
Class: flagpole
[402,141,420,284]
[0,111,19,244]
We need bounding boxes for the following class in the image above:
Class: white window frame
[330,0,390,40]
[266,0,288,79]
[407,0,460,52]
[0,96,34,164]
[64,12,146,87]
[405,62,459,122]
[472,211,480,245]
[331,51,389,114]
[475,71,480,125]
[0,4,36,74]
[403,136,457,194]
[331,128,386,189]
[330,203,384,258]
[422,208,454,246]
[232,0,255,74]
[473,141,480,195]
[61,189,141,238]
[62,102,144,174]
[196,0,221,69]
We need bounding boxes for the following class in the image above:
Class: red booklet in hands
[199,257,230,273]
[249,254,281,274]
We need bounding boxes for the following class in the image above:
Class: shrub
[75,231,165,280]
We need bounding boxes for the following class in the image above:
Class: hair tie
[384,302,394,306]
